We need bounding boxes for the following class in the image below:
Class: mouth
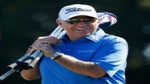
[75,28,87,31]
[73,28,91,36]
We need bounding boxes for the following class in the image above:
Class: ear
[56,19,64,29]
[56,19,62,26]
[96,17,101,24]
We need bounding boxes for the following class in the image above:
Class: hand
[28,36,59,57]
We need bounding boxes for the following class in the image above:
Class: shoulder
[101,34,128,47]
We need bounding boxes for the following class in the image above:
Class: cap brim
[67,13,98,20]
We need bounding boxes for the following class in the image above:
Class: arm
[55,54,107,78]
[20,62,41,80]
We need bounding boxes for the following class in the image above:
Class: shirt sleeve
[92,36,128,77]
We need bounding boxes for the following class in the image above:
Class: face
[57,16,100,41]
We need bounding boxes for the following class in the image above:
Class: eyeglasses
[65,17,96,24]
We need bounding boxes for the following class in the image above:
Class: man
[21,4,128,84]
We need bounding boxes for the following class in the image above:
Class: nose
[76,21,87,27]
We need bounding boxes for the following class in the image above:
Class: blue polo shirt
[39,28,128,84]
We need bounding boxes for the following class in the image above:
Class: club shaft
[0,69,16,81]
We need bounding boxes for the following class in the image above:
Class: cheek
[89,24,99,32]
[90,23,98,29]
[61,24,66,28]
[62,24,74,32]
[93,20,100,28]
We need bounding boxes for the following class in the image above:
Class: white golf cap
[58,4,98,20]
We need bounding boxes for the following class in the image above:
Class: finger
[37,36,59,44]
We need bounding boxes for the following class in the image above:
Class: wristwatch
[51,51,63,60]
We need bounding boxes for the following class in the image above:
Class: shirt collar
[86,28,106,42]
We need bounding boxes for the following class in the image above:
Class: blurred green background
[0,0,150,84]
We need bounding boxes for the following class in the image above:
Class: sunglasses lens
[67,19,81,24]
[84,18,95,23]
[66,17,96,24]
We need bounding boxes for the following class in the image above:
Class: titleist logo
[65,7,92,14]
